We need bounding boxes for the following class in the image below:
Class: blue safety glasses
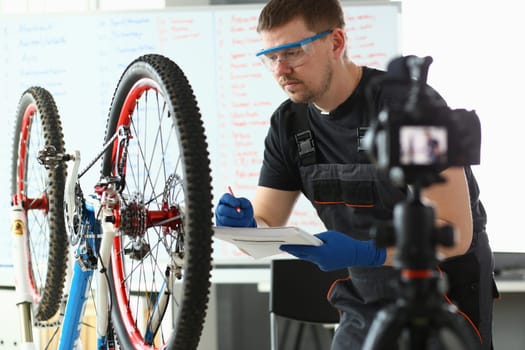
[256,29,333,71]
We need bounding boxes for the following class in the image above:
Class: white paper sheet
[213,226,322,259]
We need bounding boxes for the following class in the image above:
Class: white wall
[401,0,525,252]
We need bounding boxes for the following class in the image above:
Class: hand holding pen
[228,186,241,213]
[215,187,257,227]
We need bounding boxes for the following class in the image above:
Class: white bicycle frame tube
[62,150,80,319]
[64,150,81,242]
[97,205,117,346]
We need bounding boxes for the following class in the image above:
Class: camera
[365,55,481,185]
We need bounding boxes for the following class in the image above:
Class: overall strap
[289,103,316,166]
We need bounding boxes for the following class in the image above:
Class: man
[215,0,496,348]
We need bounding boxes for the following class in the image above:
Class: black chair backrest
[270,259,349,324]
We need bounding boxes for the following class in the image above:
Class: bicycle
[10,53,214,350]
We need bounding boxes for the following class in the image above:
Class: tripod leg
[293,323,305,350]
[432,308,481,350]
[364,305,480,350]
[362,305,407,350]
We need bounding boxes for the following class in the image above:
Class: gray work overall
[298,162,496,350]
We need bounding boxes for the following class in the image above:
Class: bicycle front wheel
[101,54,213,350]
[10,86,68,322]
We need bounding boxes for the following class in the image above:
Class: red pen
[227,186,241,213]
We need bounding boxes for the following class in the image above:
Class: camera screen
[399,126,447,165]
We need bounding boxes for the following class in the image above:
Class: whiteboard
[0,3,401,271]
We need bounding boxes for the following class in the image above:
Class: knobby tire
[102,54,213,350]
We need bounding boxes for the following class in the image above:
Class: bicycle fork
[10,203,37,350]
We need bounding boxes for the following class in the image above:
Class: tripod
[362,179,481,350]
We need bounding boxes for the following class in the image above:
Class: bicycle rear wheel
[101,54,213,350]
[10,86,69,322]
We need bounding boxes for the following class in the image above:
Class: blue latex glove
[215,193,257,227]
[280,230,386,271]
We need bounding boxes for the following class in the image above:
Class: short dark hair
[257,0,345,33]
